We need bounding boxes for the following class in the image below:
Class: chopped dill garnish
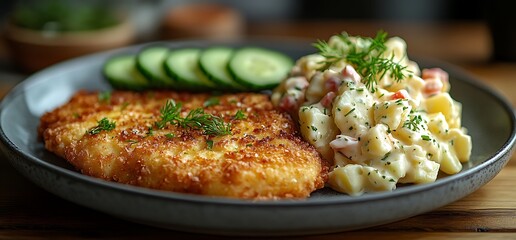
[98,91,111,104]
[203,96,220,107]
[87,117,116,135]
[381,151,391,161]
[344,108,356,117]
[156,99,231,136]
[120,102,129,111]
[146,126,154,137]
[403,114,423,131]
[181,107,232,136]
[155,99,182,130]
[233,110,247,120]
[421,135,432,141]
[206,139,214,150]
[313,30,409,93]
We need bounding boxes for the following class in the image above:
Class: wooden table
[1,20,515,239]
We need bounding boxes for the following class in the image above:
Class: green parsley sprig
[313,31,409,93]
[156,99,231,136]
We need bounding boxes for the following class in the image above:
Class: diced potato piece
[450,101,462,128]
[328,35,350,50]
[333,89,374,137]
[426,93,453,116]
[439,144,463,174]
[408,159,440,184]
[392,126,417,145]
[361,124,393,159]
[330,165,397,195]
[425,93,462,128]
[299,103,339,160]
[407,61,421,76]
[403,75,426,107]
[371,152,409,179]
[406,74,425,93]
[427,113,449,137]
[364,166,397,191]
[400,145,440,184]
[448,128,472,162]
[374,88,391,101]
[417,134,442,163]
[305,72,326,104]
[297,54,326,80]
[373,99,411,130]
[384,37,408,63]
[328,164,365,196]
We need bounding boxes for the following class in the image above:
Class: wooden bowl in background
[160,3,244,41]
[3,17,135,72]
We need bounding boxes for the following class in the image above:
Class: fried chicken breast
[38,91,327,199]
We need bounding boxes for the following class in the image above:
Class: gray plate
[0,40,515,236]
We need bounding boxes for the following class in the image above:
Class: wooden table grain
[0,20,515,239]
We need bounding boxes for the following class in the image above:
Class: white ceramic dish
[0,40,514,236]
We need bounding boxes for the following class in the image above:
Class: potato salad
[272,31,472,196]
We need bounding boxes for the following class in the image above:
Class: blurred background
[0,0,514,96]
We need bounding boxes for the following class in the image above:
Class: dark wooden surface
[1,20,515,239]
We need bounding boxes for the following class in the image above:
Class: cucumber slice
[228,47,293,90]
[136,46,176,88]
[164,48,215,91]
[103,54,149,91]
[199,47,244,91]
